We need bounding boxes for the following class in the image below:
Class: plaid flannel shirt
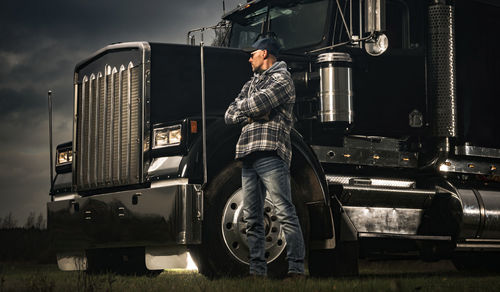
[225,61,295,166]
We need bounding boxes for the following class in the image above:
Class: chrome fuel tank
[317,52,354,124]
[457,188,500,239]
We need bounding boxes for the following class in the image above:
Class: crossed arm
[224,75,290,125]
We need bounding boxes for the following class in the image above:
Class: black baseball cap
[243,37,281,56]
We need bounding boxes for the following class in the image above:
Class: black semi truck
[48,0,500,277]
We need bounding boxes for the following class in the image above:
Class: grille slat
[130,66,141,181]
[111,68,120,185]
[117,67,122,183]
[120,66,129,182]
[87,75,94,187]
[77,62,142,190]
[81,76,89,187]
[88,74,99,185]
[105,72,112,184]
[98,74,105,185]
[126,64,132,180]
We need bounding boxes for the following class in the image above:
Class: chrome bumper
[47,183,202,251]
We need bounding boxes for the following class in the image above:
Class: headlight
[56,149,73,165]
[153,124,182,149]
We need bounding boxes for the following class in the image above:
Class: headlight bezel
[55,142,73,174]
[153,124,183,149]
[57,149,73,166]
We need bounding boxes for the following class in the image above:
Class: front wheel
[189,161,308,278]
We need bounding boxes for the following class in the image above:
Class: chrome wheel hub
[221,188,286,264]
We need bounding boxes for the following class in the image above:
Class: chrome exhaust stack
[427,0,458,138]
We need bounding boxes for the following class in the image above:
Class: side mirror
[365,33,388,56]
[188,34,196,46]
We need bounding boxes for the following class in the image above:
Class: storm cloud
[0,0,240,224]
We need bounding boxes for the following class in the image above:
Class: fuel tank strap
[472,189,486,238]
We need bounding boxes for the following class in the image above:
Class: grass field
[1,260,499,292]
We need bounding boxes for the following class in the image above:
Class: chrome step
[359,232,451,241]
[325,174,416,189]
[456,239,500,251]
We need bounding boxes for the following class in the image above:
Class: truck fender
[179,120,336,244]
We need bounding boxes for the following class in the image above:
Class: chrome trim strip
[53,193,82,202]
[72,77,78,189]
[82,75,89,186]
[200,42,208,185]
[75,42,152,71]
[464,238,500,243]
[142,43,152,183]
[342,185,435,195]
[455,145,500,159]
[150,178,189,189]
[439,158,499,175]
[456,243,500,250]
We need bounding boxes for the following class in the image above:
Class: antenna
[223,0,226,14]
[48,90,54,198]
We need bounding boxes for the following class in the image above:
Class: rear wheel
[189,161,308,278]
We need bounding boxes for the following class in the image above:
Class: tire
[189,161,309,278]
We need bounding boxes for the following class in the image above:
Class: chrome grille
[77,63,142,190]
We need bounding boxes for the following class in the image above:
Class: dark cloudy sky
[0,0,241,226]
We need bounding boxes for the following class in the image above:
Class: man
[224,37,305,277]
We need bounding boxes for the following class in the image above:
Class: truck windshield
[229,0,329,51]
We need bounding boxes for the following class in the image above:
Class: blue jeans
[242,155,305,276]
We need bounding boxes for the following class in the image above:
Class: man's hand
[247,112,270,124]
